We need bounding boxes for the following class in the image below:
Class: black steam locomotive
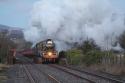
[33,39,59,63]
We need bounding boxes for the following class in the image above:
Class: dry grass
[0,76,8,80]
[0,64,9,70]
[0,64,9,82]
[88,64,125,75]
[104,65,125,75]
[88,64,104,71]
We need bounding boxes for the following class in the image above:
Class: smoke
[24,0,125,51]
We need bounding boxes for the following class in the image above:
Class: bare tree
[0,31,16,63]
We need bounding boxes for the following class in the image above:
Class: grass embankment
[0,64,9,82]
[66,49,103,66]
[65,49,125,75]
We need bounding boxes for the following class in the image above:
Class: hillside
[0,24,26,50]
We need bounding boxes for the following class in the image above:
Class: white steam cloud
[24,0,125,51]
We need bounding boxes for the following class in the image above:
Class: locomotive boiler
[33,39,58,63]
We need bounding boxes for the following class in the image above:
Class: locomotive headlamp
[48,52,52,56]
[47,41,53,44]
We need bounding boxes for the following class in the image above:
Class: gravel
[6,64,30,83]
[66,65,125,83]
[25,64,57,83]
[35,64,90,83]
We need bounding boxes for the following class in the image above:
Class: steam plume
[24,0,125,51]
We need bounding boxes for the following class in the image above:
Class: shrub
[66,49,104,66]
[66,49,82,65]
[82,50,103,66]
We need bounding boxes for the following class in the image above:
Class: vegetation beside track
[66,49,104,66]
[65,40,125,76]
[65,40,103,66]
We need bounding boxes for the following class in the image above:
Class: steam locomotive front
[42,39,58,62]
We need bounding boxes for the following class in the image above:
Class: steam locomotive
[33,39,59,63]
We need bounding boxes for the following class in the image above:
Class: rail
[54,64,125,83]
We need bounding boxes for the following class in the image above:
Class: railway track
[16,55,124,83]
[19,56,92,83]
[50,64,125,83]
[63,65,125,83]
[23,63,61,83]
[34,64,61,83]
[14,55,92,83]
[23,64,36,83]
[49,64,95,83]
[17,56,60,83]
[98,71,124,81]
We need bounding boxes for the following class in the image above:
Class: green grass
[66,49,105,66]
[66,49,83,65]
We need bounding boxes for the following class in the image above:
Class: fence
[101,53,125,67]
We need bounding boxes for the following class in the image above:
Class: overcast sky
[0,0,125,28]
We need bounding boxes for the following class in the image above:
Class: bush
[66,49,105,66]
[0,32,16,63]
[66,49,82,65]
[82,50,103,66]
[78,40,100,54]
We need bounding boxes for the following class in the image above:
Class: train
[33,39,59,63]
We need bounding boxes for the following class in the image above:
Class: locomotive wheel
[45,58,47,63]
[53,59,54,62]
[42,58,59,64]
[44,58,48,64]
[54,58,56,63]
